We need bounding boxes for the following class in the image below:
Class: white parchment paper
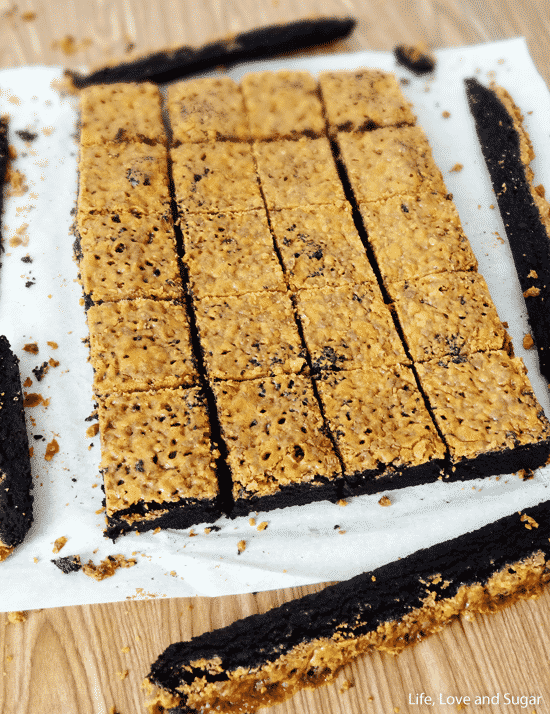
[1,37,550,612]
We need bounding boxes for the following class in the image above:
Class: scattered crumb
[95,507,105,514]
[340,679,354,693]
[248,517,256,527]
[394,42,435,74]
[23,342,38,354]
[15,129,37,142]
[33,557,38,564]
[337,499,347,506]
[371,575,376,581]
[449,163,463,173]
[121,646,130,654]
[338,529,346,535]
[394,708,400,713]
[116,669,129,681]
[257,521,268,531]
[52,554,82,573]
[32,361,50,381]
[520,512,539,529]
[52,536,67,554]
[42,126,54,136]
[47,341,58,349]
[6,168,28,197]
[153,527,161,534]
[442,110,450,118]
[237,539,246,554]
[51,35,92,55]
[189,528,197,537]
[490,204,495,209]
[81,554,137,581]
[378,495,392,507]
[23,377,32,387]
[45,438,59,461]
[49,357,60,367]
[523,286,541,297]
[523,333,535,350]
[528,269,539,279]
[108,707,121,714]
[86,423,99,438]
[502,321,509,328]
[7,611,27,623]
[23,392,43,408]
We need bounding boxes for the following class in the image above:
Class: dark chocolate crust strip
[145,500,550,714]
[465,78,550,384]
[0,335,33,561]
[0,116,8,259]
[67,17,356,88]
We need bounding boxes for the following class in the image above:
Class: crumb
[523,286,541,297]
[52,536,67,554]
[237,540,246,554]
[23,342,38,354]
[51,35,92,55]
[32,361,50,381]
[6,168,29,197]
[523,334,535,350]
[15,129,37,142]
[204,527,212,534]
[371,575,376,581]
[257,521,268,531]
[47,341,58,349]
[340,679,354,693]
[248,517,256,526]
[337,499,347,506]
[378,495,392,507]
[7,611,27,623]
[81,554,137,581]
[442,110,450,118]
[52,554,82,573]
[33,557,38,563]
[108,707,121,714]
[490,204,495,209]
[449,163,463,173]
[116,669,129,681]
[121,646,130,654]
[153,527,161,534]
[95,507,105,514]
[86,423,99,438]
[29,446,33,457]
[502,321,509,328]
[23,377,32,387]
[189,529,197,537]
[528,269,539,278]
[45,438,59,461]
[23,393,43,408]
[338,529,346,535]
[5,655,13,663]
[520,513,539,529]
[48,358,60,367]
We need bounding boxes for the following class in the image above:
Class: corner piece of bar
[144,500,550,714]
[0,336,33,561]
[465,77,550,384]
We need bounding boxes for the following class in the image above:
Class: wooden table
[2,2,550,713]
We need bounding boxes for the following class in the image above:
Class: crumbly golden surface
[171,142,263,214]
[359,191,478,283]
[416,351,550,461]
[241,70,326,140]
[337,126,447,203]
[181,210,286,298]
[315,365,446,474]
[80,82,166,146]
[269,203,377,291]
[144,551,550,714]
[194,291,306,381]
[212,374,341,500]
[253,137,346,209]
[77,213,182,302]
[78,142,171,217]
[0,544,14,562]
[319,69,416,134]
[167,77,250,144]
[99,387,219,515]
[295,283,409,372]
[88,299,198,395]
[388,271,508,362]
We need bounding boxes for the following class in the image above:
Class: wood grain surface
[2,1,550,713]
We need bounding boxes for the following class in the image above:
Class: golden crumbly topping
[99,387,219,515]
[389,271,508,362]
[241,70,326,140]
[88,299,198,395]
[80,82,166,146]
[337,126,447,204]
[316,366,446,473]
[212,374,341,500]
[269,203,377,291]
[77,213,182,303]
[168,77,250,144]
[295,283,409,372]
[194,291,306,381]
[359,191,477,283]
[181,210,286,298]
[171,141,263,214]
[319,69,416,134]
[416,351,550,461]
[253,137,345,210]
[78,142,171,217]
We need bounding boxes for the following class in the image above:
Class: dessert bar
[0,336,33,562]
[144,499,550,714]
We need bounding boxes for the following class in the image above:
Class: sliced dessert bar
[87,298,198,396]
[388,271,508,362]
[0,336,33,562]
[145,500,550,714]
[76,213,182,304]
[253,137,345,210]
[359,191,478,284]
[79,82,166,146]
[295,283,409,373]
[194,291,306,381]
[241,70,325,140]
[416,351,550,479]
[319,69,416,135]
[269,203,377,291]
[337,126,447,203]
[167,76,250,144]
[170,141,263,214]
[181,210,286,299]
[212,374,342,515]
[99,386,220,538]
[77,142,171,217]
[315,365,446,496]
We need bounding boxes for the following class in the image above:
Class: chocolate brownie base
[145,500,550,714]
[0,336,33,560]
[466,78,550,384]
